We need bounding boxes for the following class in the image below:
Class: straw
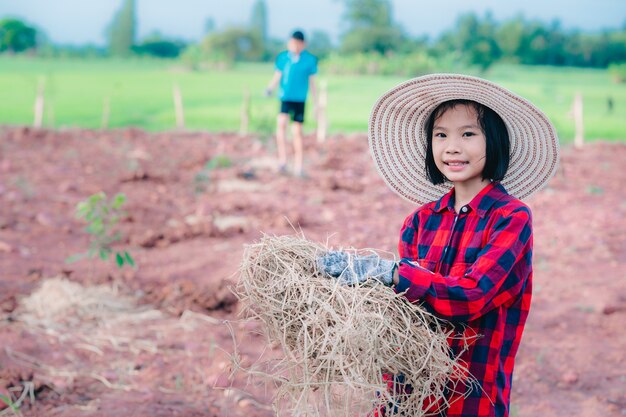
[237,234,474,416]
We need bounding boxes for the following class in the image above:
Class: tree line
[2,0,625,73]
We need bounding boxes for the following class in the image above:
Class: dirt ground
[0,126,624,417]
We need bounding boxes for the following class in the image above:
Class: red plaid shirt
[383,182,533,417]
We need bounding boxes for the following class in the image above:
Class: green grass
[0,56,624,142]
[488,65,625,141]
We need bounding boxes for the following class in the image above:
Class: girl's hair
[424,99,510,185]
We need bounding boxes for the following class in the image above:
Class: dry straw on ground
[237,234,474,416]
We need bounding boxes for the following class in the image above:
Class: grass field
[0,56,624,142]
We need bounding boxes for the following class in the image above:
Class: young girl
[318,74,560,417]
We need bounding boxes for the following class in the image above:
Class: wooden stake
[173,82,185,129]
[316,80,328,144]
[573,92,584,148]
[33,77,45,128]
[101,96,110,129]
[240,87,250,136]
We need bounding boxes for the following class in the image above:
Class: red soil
[0,126,624,416]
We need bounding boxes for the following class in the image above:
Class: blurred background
[1,0,625,141]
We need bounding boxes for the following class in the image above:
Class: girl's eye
[463,131,476,137]
[434,132,446,138]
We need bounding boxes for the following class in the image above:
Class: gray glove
[316,251,397,286]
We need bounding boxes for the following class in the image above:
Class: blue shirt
[275,50,318,102]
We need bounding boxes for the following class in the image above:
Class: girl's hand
[316,251,397,286]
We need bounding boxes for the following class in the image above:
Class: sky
[0,0,624,46]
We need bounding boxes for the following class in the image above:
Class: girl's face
[431,104,488,192]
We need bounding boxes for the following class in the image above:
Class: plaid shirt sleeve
[395,207,532,322]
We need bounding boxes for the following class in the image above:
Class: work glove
[316,251,397,286]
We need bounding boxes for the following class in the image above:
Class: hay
[17,277,162,329]
[18,277,138,326]
[15,277,163,354]
[238,234,473,416]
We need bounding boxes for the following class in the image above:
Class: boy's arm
[396,208,532,322]
[265,70,282,95]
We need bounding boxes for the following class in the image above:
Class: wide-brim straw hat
[368,73,560,205]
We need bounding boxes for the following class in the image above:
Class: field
[1,56,625,141]
[1,55,625,416]
[0,126,625,416]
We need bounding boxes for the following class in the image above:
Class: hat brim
[368,73,560,205]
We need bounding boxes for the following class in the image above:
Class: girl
[318,74,560,417]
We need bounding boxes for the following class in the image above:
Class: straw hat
[368,73,560,205]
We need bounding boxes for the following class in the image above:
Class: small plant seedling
[193,154,232,194]
[586,185,604,195]
[252,112,276,145]
[66,192,135,268]
[205,154,232,171]
[12,176,36,200]
[0,393,22,416]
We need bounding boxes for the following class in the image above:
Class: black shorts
[280,101,306,123]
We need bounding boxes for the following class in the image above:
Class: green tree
[250,0,268,48]
[339,0,404,54]
[544,20,567,66]
[204,17,216,35]
[134,32,186,58]
[496,15,525,62]
[107,0,136,57]
[595,30,626,67]
[519,20,552,65]
[0,18,37,53]
[308,30,333,59]
[453,12,501,71]
[202,27,263,63]
[433,13,626,69]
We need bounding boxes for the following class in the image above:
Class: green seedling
[66,192,135,268]
[205,154,232,171]
[12,176,36,200]
[0,393,22,417]
[252,113,275,144]
[193,154,232,194]
[586,185,604,195]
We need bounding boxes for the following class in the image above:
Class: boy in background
[265,30,318,177]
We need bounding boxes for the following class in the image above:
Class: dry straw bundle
[238,234,473,416]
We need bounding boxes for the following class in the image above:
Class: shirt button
[461,206,468,213]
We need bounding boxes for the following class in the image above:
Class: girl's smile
[443,159,470,171]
